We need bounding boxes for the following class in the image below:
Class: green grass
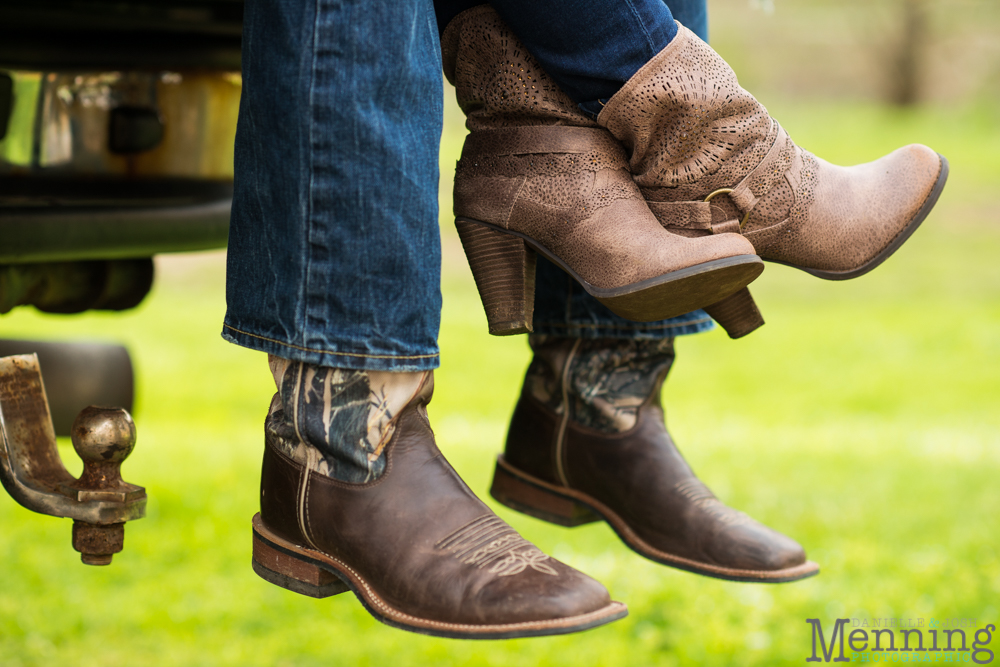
[1,97,998,666]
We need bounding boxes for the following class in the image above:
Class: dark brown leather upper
[260,394,612,626]
[506,388,806,572]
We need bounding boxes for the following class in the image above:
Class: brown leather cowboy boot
[597,23,948,279]
[442,6,764,336]
[490,336,819,583]
[251,360,627,638]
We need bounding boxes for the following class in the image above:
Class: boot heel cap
[251,560,349,598]
[252,528,349,599]
[703,287,764,339]
[455,218,536,336]
[490,458,600,528]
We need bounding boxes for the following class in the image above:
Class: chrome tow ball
[0,354,145,565]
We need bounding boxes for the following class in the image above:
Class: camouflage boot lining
[524,335,675,433]
[267,356,427,483]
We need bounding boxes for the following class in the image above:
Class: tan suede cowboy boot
[251,362,627,638]
[597,23,948,279]
[443,6,764,336]
[491,336,819,583]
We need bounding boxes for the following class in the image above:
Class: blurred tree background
[1,1,998,665]
[711,0,1000,108]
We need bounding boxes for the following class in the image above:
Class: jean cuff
[221,324,440,372]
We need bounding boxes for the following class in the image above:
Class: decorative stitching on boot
[298,447,319,550]
[553,339,583,486]
[673,478,754,527]
[435,515,557,577]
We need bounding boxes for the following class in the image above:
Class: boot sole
[250,513,628,639]
[490,456,820,584]
[456,216,763,333]
[783,153,949,280]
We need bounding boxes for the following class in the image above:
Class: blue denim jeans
[224,0,712,370]
[224,0,444,371]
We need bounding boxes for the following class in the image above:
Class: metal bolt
[72,521,124,566]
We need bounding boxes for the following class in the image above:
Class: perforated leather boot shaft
[598,23,947,278]
[442,7,595,131]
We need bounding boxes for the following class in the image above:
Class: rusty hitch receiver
[0,354,145,565]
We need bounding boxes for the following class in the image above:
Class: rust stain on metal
[0,354,145,566]
[72,521,124,566]
[0,355,74,493]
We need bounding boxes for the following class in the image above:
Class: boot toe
[709,521,807,572]
[880,143,944,216]
[711,230,759,259]
[473,560,613,624]
[666,228,758,267]
[793,143,945,274]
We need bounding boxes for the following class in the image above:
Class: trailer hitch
[0,354,145,565]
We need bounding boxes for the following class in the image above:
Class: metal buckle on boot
[703,188,750,230]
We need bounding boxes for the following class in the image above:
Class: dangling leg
[226,0,625,637]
